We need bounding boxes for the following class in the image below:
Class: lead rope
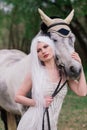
[42,67,67,130]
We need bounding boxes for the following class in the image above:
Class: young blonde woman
[15,35,87,130]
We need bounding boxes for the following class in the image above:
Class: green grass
[58,90,87,130]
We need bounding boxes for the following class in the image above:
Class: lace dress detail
[43,81,67,130]
[17,81,67,130]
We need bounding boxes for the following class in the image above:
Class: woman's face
[37,42,54,63]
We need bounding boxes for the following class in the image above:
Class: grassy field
[58,90,87,130]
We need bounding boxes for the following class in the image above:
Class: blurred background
[0,0,87,62]
[0,0,87,130]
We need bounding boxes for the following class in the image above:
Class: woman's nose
[42,49,46,54]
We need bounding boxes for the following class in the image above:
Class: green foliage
[72,0,87,16]
[58,89,87,130]
[0,0,87,51]
[0,0,43,50]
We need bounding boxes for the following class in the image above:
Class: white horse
[0,9,82,129]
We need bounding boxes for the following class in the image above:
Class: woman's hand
[68,52,87,96]
[72,52,81,63]
[44,96,53,108]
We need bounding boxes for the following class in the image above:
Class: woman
[15,35,87,130]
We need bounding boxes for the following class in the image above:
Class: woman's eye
[43,45,49,48]
[37,49,41,53]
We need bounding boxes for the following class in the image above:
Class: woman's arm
[15,74,36,106]
[68,52,87,96]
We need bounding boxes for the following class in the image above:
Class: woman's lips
[43,54,49,58]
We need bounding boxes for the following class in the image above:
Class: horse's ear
[38,8,52,26]
[64,9,74,24]
[40,16,60,34]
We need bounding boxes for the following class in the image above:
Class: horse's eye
[53,39,57,42]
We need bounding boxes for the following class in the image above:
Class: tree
[0,0,87,59]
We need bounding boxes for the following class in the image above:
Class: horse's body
[0,49,30,115]
[0,9,82,130]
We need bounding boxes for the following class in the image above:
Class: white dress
[17,80,67,130]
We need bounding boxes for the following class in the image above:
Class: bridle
[47,22,71,38]
[42,65,67,130]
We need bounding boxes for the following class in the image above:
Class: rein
[42,67,67,130]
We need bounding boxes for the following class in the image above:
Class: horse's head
[38,8,82,79]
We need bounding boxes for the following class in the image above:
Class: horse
[0,8,82,130]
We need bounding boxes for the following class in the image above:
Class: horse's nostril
[79,68,81,74]
[70,66,75,73]
[70,66,81,75]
